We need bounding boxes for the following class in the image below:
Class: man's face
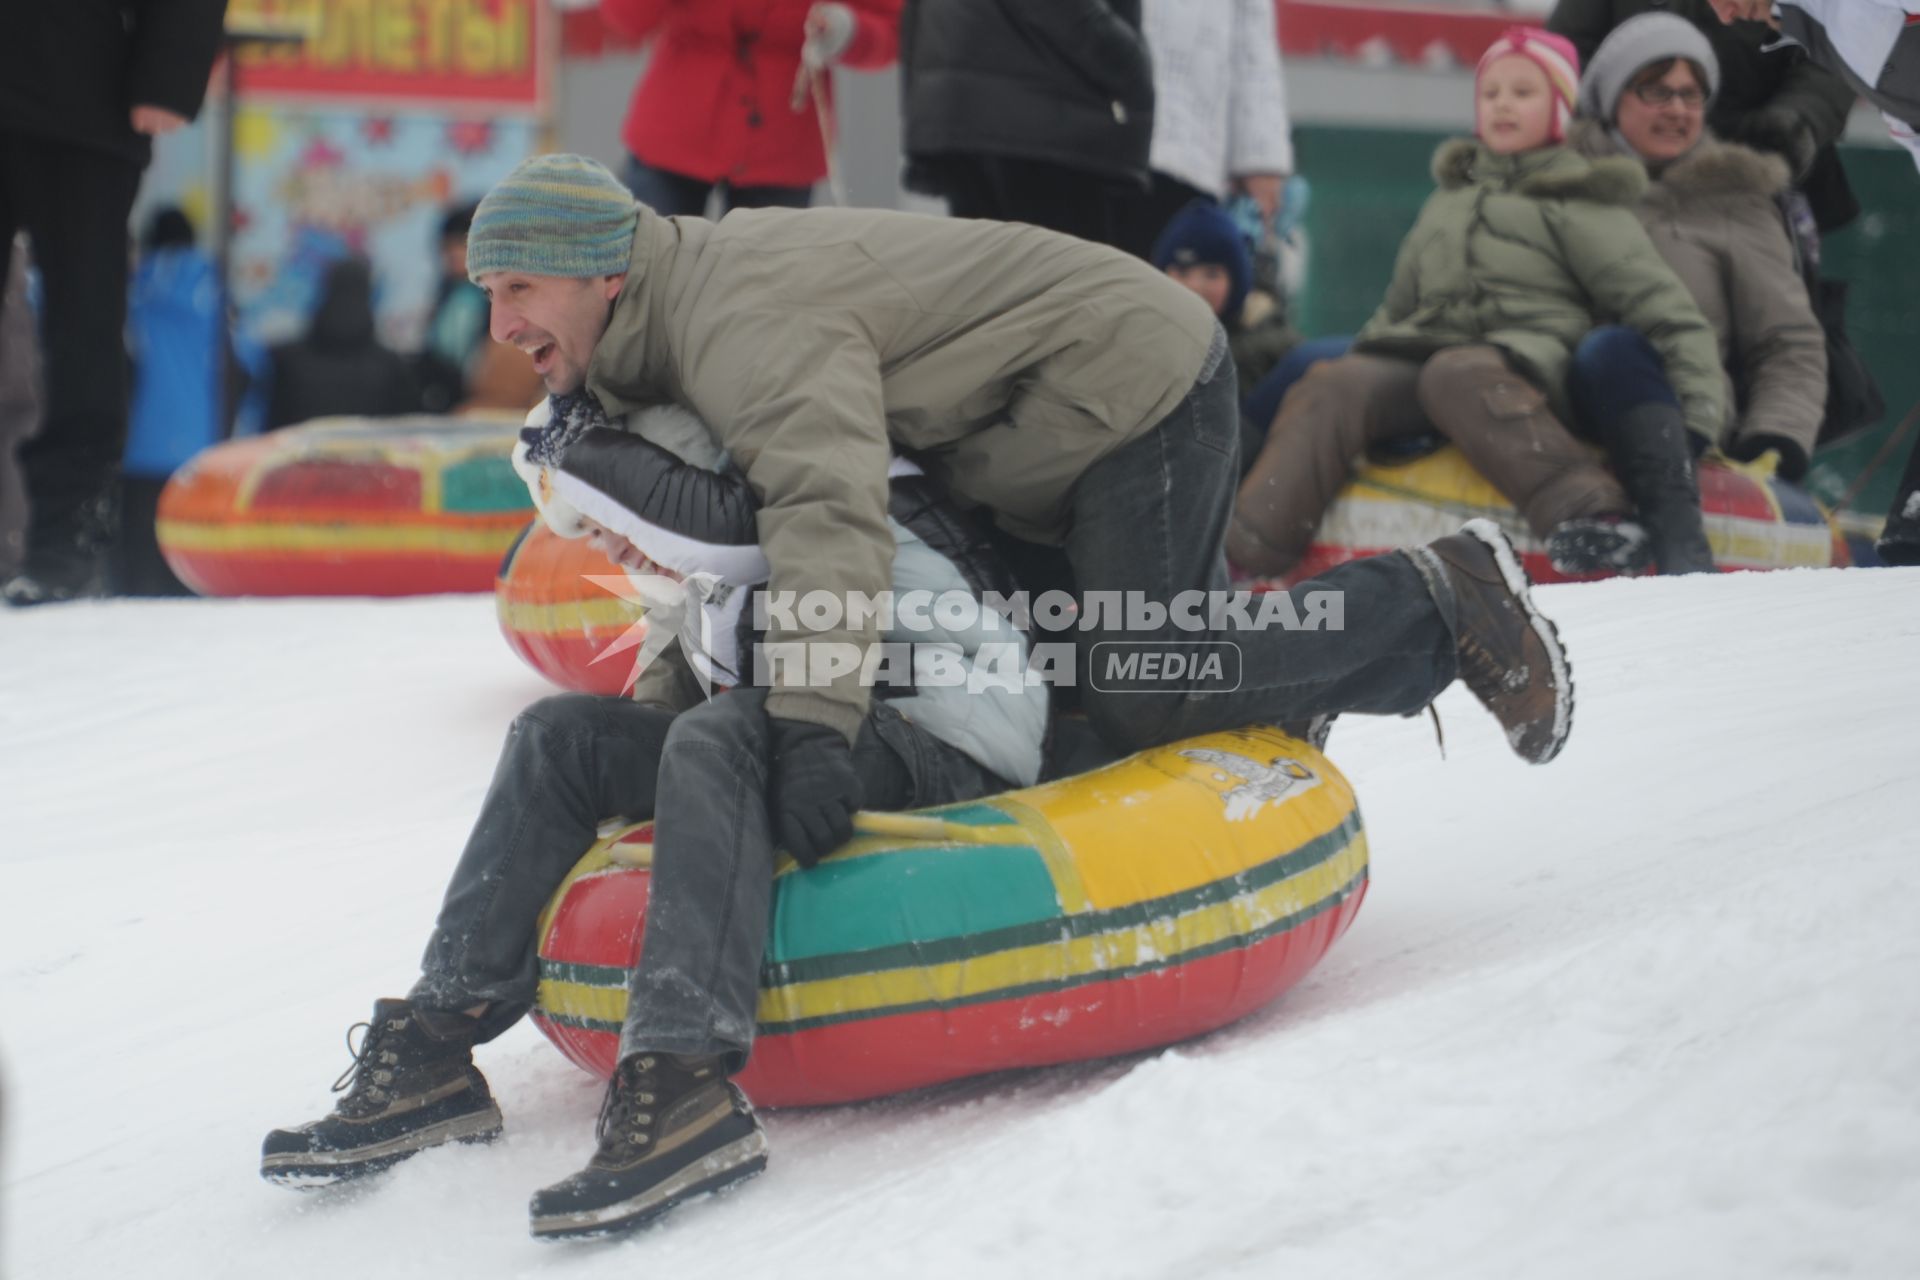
[481,271,626,394]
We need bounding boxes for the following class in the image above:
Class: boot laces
[596,1056,662,1156]
[1456,622,1528,699]
[330,1014,408,1108]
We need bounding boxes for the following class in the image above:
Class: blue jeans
[622,157,812,218]
[411,689,1002,1069]
[1565,326,1682,438]
[1065,328,1458,752]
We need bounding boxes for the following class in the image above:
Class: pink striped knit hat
[1476,26,1582,144]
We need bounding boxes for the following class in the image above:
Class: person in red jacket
[601,0,901,215]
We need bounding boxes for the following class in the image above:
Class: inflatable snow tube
[495,521,654,696]
[531,725,1367,1107]
[1252,446,1841,588]
[156,416,534,596]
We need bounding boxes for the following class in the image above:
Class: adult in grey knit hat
[1561,9,1827,576]
[1578,13,1720,126]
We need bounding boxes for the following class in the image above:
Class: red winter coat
[602,0,901,190]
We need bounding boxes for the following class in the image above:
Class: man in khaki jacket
[269,154,1577,1236]
[471,155,1572,776]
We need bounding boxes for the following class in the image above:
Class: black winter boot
[1412,520,1574,764]
[529,1052,768,1240]
[1603,404,1715,575]
[260,999,502,1187]
[1876,438,1920,567]
[2,488,117,606]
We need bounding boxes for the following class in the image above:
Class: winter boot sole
[260,1104,504,1188]
[1459,518,1574,763]
[1546,518,1651,576]
[529,1129,770,1241]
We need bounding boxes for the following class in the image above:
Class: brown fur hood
[1431,135,1648,205]
[1567,118,1791,210]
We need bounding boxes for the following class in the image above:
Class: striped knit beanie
[467,153,637,281]
[1476,26,1582,145]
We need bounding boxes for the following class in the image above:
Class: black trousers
[0,131,142,573]
[1111,169,1214,262]
[411,689,1004,1069]
[932,154,1128,249]
[112,475,190,596]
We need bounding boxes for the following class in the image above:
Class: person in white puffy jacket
[1115,0,1297,258]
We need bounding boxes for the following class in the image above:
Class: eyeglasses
[1631,83,1708,109]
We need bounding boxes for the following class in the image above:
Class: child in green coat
[1228,27,1723,578]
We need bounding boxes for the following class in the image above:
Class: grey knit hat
[1577,13,1721,122]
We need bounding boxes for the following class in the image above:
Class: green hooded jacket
[1354,139,1725,440]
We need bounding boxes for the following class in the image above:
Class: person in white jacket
[1115,0,1298,257]
[1710,0,1920,169]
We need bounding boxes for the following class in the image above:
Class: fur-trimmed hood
[1566,118,1791,210]
[1431,136,1648,204]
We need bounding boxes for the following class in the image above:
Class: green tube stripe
[761,866,1366,1035]
[542,957,633,988]
[536,1009,624,1036]
[767,843,1062,965]
[771,812,1361,985]
[441,456,535,514]
[537,863,1368,1039]
[540,814,1361,995]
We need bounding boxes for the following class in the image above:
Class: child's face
[582,518,651,571]
[1477,55,1556,154]
[1165,262,1232,316]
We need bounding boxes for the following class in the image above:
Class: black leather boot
[1603,404,1715,575]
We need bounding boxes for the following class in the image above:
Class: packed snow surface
[2,568,1915,1279]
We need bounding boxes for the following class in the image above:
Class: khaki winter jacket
[1354,139,1725,442]
[584,202,1217,739]
[1569,121,1827,462]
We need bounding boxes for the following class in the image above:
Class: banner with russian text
[228,0,551,114]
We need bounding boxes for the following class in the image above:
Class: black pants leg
[411,690,1006,1065]
[1877,432,1920,566]
[0,132,141,585]
[1064,328,1458,753]
[411,695,677,1044]
[111,475,190,596]
[936,154,1125,248]
[1112,170,1214,261]
[721,182,814,211]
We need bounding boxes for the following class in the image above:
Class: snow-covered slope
[2,569,1915,1279]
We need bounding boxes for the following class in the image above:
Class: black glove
[1731,108,1819,181]
[767,717,862,868]
[1726,432,1810,482]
